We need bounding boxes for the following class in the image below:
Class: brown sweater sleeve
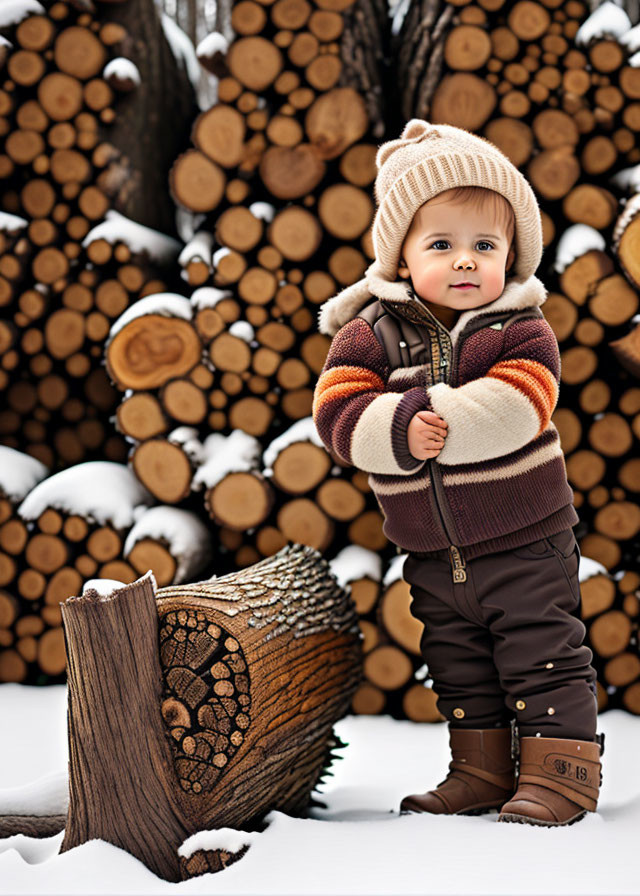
[312,317,432,475]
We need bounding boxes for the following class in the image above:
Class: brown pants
[403,528,598,741]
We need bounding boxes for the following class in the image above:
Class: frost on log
[60,544,363,881]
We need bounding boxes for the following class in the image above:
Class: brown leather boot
[399,726,516,816]
[498,735,602,826]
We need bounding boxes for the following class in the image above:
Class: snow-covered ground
[0,683,637,895]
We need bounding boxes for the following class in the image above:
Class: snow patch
[0,771,67,817]
[553,224,606,273]
[579,554,609,582]
[178,826,256,858]
[82,210,180,264]
[192,430,262,490]
[383,552,408,587]
[108,292,193,340]
[82,578,126,596]
[161,13,201,95]
[329,545,382,589]
[0,0,44,28]
[575,1,632,45]
[175,207,206,244]
[0,211,27,234]
[123,505,212,584]
[190,286,233,310]
[167,426,204,466]
[196,31,229,59]
[18,462,155,530]
[228,320,254,343]
[263,417,325,470]
[0,446,49,503]
[610,162,640,193]
[178,231,214,268]
[619,21,640,54]
[213,246,231,266]
[389,0,411,36]
[249,201,275,223]
[103,58,141,87]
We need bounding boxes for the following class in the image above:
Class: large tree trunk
[95,0,198,234]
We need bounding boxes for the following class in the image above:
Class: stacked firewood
[0,0,195,469]
[97,0,391,565]
[0,446,213,683]
[101,0,387,481]
[580,556,640,714]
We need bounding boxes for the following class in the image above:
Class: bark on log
[60,545,362,880]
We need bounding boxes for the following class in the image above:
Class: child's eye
[429,240,494,251]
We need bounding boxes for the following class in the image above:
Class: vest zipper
[429,321,466,584]
[381,294,513,584]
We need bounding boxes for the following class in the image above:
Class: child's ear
[505,244,516,272]
[398,257,410,279]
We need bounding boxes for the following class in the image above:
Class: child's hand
[408,411,448,460]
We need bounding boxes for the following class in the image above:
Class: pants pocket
[545,528,576,560]
[547,530,581,606]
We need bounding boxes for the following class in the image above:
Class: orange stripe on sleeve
[313,365,386,416]
[485,359,558,433]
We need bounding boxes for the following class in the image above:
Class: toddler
[312,120,603,827]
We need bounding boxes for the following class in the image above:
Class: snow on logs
[0,452,214,682]
[164,0,376,379]
[549,228,640,576]
[108,310,386,566]
[0,0,190,469]
[60,548,362,880]
[0,446,50,683]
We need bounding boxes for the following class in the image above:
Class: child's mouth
[452,284,478,290]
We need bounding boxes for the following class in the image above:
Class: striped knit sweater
[312,271,578,567]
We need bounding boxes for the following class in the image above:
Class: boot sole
[399,805,501,817]
[497,810,587,827]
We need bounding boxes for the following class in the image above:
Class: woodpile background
[0,447,213,683]
[0,0,196,469]
[0,0,638,717]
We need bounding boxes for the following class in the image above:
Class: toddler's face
[398,189,516,311]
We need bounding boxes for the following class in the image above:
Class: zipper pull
[449,544,467,583]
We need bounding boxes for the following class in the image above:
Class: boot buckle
[510,719,520,761]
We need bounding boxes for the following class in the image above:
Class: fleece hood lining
[317,263,548,348]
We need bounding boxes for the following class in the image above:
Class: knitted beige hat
[317,119,545,336]
[372,118,543,282]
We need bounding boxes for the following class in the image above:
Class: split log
[60,545,362,880]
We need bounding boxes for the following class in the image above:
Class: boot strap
[449,759,514,790]
[518,772,598,812]
[520,750,600,788]
[519,749,600,812]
